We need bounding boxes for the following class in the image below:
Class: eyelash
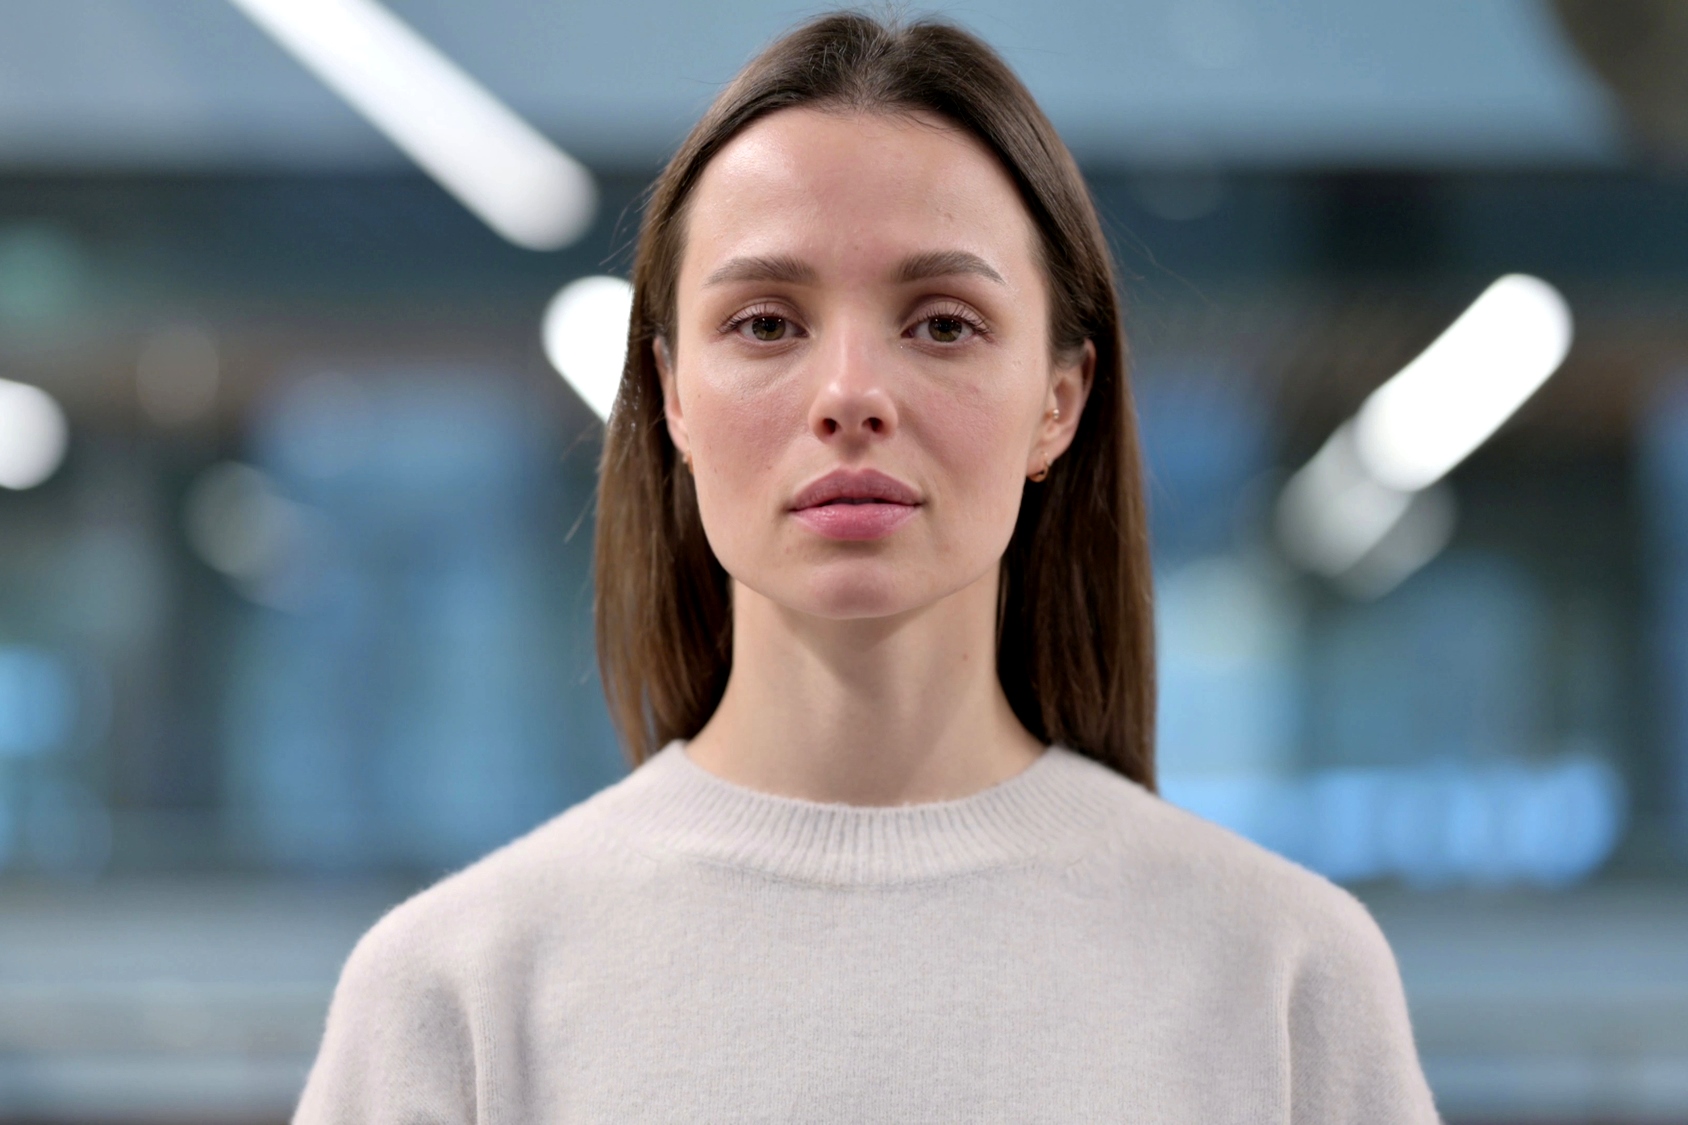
[721,304,800,341]
[719,302,990,343]
[911,302,989,344]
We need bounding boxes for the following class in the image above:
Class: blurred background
[0,0,1685,1121]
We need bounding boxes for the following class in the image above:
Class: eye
[910,305,985,345]
[747,315,788,342]
[724,307,801,343]
[924,315,970,344]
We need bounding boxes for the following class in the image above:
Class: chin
[795,565,921,620]
[739,556,931,621]
[802,589,918,621]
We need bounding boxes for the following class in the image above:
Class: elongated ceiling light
[543,276,633,421]
[1353,274,1572,492]
[1278,274,1572,595]
[228,0,596,250]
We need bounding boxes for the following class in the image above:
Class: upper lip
[790,468,922,510]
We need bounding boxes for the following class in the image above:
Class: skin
[658,107,1092,806]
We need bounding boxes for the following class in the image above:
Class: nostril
[822,418,839,435]
[867,417,882,433]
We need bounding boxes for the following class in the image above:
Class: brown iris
[927,316,965,343]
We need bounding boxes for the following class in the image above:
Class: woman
[295,13,1440,1123]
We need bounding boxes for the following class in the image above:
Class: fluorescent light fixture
[543,276,634,422]
[228,0,596,250]
[1334,483,1456,600]
[1276,422,1414,578]
[0,377,69,490]
[1353,274,1572,492]
[1277,273,1573,597]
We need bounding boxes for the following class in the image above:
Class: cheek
[682,357,807,533]
[909,364,1041,528]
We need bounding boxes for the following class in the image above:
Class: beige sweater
[294,742,1441,1123]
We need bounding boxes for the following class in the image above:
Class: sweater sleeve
[292,909,481,1125]
[1287,892,1442,1125]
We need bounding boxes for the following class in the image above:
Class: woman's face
[659,107,1090,620]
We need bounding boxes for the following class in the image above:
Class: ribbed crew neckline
[596,741,1120,886]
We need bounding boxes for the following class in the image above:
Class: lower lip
[791,501,920,540]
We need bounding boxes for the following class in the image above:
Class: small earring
[1051,407,1061,421]
[1029,456,1050,483]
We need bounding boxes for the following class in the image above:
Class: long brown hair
[594,11,1157,789]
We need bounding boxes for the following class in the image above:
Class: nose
[807,321,898,446]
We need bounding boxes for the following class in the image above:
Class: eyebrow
[701,249,1007,289]
[703,254,816,287]
[893,250,1006,286]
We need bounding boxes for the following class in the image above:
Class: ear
[654,335,690,461]
[1030,338,1095,473]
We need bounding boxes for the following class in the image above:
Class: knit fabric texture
[294,742,1442,1123]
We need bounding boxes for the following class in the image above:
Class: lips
[789,468,921,541]
[790,468,921,510]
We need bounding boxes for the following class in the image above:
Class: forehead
[679,107,1040,281]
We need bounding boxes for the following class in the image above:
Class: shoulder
[1060,752,1393,967]
[299,782,646,1095]
[350,775,652,975]
[1062,758,1437,1117]
[296,783,653,1121]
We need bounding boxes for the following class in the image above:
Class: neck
[684,567,1044,806]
